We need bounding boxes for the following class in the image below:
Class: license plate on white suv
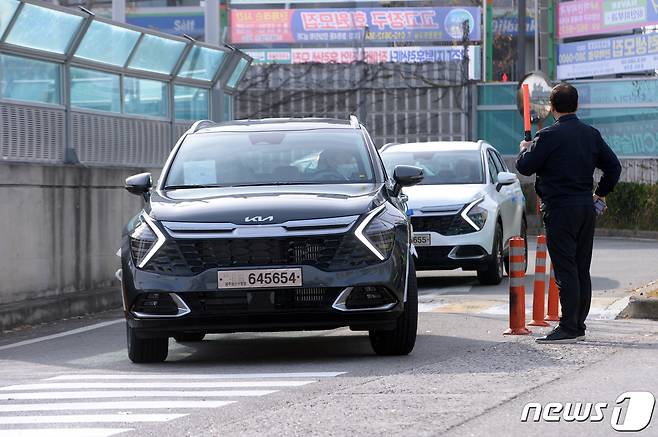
[412,233,432,246]
[218,268,302,289]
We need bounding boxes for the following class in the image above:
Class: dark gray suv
[121,117,423,362]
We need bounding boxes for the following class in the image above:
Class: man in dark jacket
[516,83,621,344]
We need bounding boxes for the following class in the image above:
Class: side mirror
[392,165,424,195]
[125,173,152,197]
[496,171,518,191]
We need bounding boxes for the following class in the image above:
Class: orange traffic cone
[529,235,550,327]
[504,237,531,335]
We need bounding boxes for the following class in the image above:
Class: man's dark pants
[543,205,596,336]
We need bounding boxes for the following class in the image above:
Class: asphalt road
[0,237,656,437]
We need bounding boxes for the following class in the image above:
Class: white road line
[0,429,133,437]
[0,414,186,424]
[0,381,315,391]
[47,372,345,381]
[0,319,123,352]
[0,400,234,412]
[0,390,276,400]
[0,390,278,401]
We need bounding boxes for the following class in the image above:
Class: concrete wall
[0,162,156,331]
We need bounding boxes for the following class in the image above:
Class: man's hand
[519,140,533,152]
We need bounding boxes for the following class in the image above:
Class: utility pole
[517,0,527,80]
[205,0,221,45]
[112,0,126,23]
[483,0,493,81]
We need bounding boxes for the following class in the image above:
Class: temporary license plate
[218,268,303,289]
[412,233,432,246]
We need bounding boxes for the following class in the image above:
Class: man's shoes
[535,327,580,344]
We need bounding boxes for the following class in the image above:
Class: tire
[477,223,504,285]
[173,332,206,342]
[369,259,418,356]
[127,324,168,363]
[504,215,528,274]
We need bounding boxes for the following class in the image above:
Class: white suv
[380,141,527,285]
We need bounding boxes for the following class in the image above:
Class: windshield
[164,129,375,188]
[382,150,484,185]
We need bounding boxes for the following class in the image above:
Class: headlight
[461,197,488,232]
[355,204,396,261]
[129,213,166,268]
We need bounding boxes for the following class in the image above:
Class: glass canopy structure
[0,0,252,166]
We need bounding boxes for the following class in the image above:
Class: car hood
[147,184,382,224]
[403,184,485,211]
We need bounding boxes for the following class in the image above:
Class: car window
[491,148,508,172]
[164,129,375,187]
[486,151,498,184]
[381,150,484,185]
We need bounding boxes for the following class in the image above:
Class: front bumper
[411,218,495,270]
[122,248,408,337]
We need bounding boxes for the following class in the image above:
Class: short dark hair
[550,83,578,113]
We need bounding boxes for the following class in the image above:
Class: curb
[0,287,122,333]
[617,280,658,321]
[595,228,658,240]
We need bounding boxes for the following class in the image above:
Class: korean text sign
[230,7,481,44]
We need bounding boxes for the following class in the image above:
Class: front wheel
[369,259,418,356]
[477,223,504,285]
[127,324,168,363]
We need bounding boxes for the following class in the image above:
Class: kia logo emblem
[245,215,274,223]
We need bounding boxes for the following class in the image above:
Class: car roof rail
[189,119,217,133]
[349,114,360,129]
[379,142,399,151]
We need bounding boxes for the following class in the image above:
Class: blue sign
[127,14,204,39]
[289,7,481,43]
[557,33,658,79]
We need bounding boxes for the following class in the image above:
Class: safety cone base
[528,319,551,327]
[503,327,532,335]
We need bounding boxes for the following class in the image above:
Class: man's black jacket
[516,114,621,211]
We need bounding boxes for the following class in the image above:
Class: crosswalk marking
[47,372,345,381]
[0,400,234,412]
[0,429,132,437]
[0,390,276,400]
[0,370,345,436]
[0,380,315,391]
[0,414,187,424]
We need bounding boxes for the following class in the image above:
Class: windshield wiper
[227,182,318,187]
[163,184,222,190]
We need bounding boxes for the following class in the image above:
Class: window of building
[124,76,168,118]
[174,85,208,120]
[178,46,226,81]
[4,3,83,54]
[0,54,61,105]
[0,0,20,37]
[226,57,249,89]
[127,34,186,75]
[75,21,140,67]
[70,67,120,113]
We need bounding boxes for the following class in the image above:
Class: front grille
[411,214,474,235]
[179,288,342,314]
[415,246,454,263]
[141,234,378,276]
